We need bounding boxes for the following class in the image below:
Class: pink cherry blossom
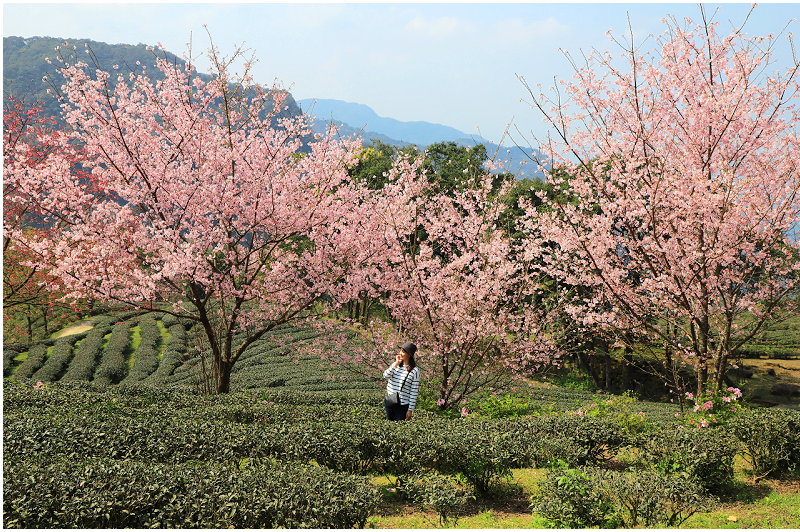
[519,10,800,394]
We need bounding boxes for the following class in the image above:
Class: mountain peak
[298,98,468,147]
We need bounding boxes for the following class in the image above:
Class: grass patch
[128,325,142,370]
[157,321,170,360]
[7,351,28,378]
[681,489,800,529]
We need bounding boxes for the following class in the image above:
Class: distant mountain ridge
[3,36,546,178]
[300,98,547,178]
[299,98,468,147]
[3,35,301,125]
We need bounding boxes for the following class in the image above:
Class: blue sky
[4,2,799,144]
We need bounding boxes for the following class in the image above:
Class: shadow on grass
[715,477,774,504]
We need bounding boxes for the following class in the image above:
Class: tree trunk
[215,360,234,394]
[622,350,633,393]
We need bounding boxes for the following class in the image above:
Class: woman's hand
[405,410,413,421]
[392,354,403,368]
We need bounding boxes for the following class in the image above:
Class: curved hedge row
[3,457,378,529]
[121,315,162,383]
[60,326,112,382]
[31,335,81,383]
[93,322,131,385]
[141,323,187,386]
[13,344,49,381]
[3,348,19,378]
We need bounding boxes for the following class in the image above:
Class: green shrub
[4,348,19,377]
[13,343,48,381]
[532,466,712,528]
[61,326,111,382]
[31,335,83,383]
[635,426,736,492]
[728,408,800,478]
[93,322,131,385]
[505,415,627,466]
[121,316,161,383]
[400,472,474,526]
[467,391,534,419]
[533,466,617,528]
[574,392,654,435]
[3,457,379,529]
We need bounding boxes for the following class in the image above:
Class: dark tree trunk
[216,360,234,394]
[622,350,633,393]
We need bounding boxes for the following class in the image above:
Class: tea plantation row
[4,311,376,394]
[4,380,800,528]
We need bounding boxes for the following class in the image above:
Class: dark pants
[385,403,409,421]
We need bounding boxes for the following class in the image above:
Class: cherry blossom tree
[18,39,393,393]
[311,154,565,410]
[519,8,800,393]
[3,95,95,341]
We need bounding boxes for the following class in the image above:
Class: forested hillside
[3,35,301,124]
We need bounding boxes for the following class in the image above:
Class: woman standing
[383,341,420,421]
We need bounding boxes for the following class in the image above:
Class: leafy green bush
[121,316,161,383]
[3,457,379,529]
[533,466,617,528]
[466,390,534,419]
[400,472,474,526]
[61,326,111,382]
[532,466,712,528]
[634,426,736,492]
[573,392,654,435]
[13,343,48,380]
[93,322,131,385]
[510,415,627,465]
[728,408,800,478]
[4,348,19,377]
[142,323,187,385]
[31,334,85,383]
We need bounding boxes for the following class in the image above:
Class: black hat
[398,341,417,356]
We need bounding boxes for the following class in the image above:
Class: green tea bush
[93,322,131,385]
[400,472,474,526]
[634,426,736,492]
[121,316,161,383]
[508,415,627,465]
[728,408,800,478]
[142,323,187,385]
[573,392,654,435]
[13,343,48,381]
[532,466,616,528]
[3,348,19,377]
[31,335,82,383]
[3,457,379,529]
[61,326,112,382]
[532,466,712,528]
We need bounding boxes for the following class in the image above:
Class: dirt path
[53,320,94,338]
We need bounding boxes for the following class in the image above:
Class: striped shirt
[383,365,420,411]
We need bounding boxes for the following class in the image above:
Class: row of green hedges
[3,348,18,377]
[3,457,378,529]
[93,322,131,385]
[121,315,162,383]
[31,334,83,383]
[12,343,48,380]
[60,325,112,382]
[141,323,187,386]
